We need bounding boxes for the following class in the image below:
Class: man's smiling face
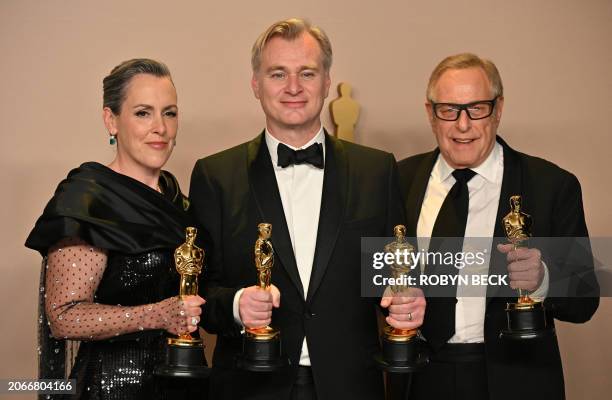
[251,32,331,137]
[426,67,504,169]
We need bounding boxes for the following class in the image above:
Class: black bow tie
[277,142,324,169]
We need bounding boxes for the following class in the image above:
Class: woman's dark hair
[103,58,173,115]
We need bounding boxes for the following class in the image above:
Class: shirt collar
[433,140,503,184]
[265,126,326,169]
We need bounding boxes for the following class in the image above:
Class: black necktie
[421,168,476,351]
[277,142,324,169]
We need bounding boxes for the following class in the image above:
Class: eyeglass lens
[434,101,494,121]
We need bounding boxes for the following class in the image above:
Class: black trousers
[408,343,488,400]
[290,366,317,400]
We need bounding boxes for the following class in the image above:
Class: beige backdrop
[1,0,610,399]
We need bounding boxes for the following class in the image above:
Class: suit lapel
[247,133,305,299]
[405,150,438,237]
[306,133,347,302]
[487,136,524,302]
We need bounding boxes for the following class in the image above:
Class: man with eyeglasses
[396,53,598,400]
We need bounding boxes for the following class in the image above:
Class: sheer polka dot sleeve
[45,237,202,340]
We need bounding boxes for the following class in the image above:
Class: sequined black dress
[26,162,207,400]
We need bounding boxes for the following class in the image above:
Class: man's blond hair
[427,53,503,101]
[251,18,333,72]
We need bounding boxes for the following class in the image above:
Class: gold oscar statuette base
[167,336,204,347]
[245,326,280,341]
[377,324,427,372]
[239,325,287,372]
[383,325,418,342]
[155,335,209,379]
[501,299,554,340]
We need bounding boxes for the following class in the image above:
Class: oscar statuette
[155,227,210,378]
[375,225,428,372]
[500,195,554,340]
[237,223,288,371]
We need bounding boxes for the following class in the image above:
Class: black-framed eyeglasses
[431,97,498,121]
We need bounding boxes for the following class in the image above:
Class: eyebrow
[265,64,320,73]
[132,104,178,110]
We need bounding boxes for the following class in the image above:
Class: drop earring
[109,134,117,145]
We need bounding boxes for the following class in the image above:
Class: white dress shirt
[233,127,325,365]
[417,142,548,343]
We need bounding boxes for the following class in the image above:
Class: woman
[25,59,206,399]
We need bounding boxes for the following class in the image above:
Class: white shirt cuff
[233,288,245,329]
[530,260,549,301]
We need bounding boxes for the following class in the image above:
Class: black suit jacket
[189,132,405,400]
[397,136,599,400]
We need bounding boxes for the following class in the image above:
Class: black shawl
[26,161,191,254]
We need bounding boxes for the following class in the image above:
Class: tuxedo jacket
[397,136,599,400]
[189,132,405,400]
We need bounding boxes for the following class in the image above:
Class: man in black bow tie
[189,17,424,400]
